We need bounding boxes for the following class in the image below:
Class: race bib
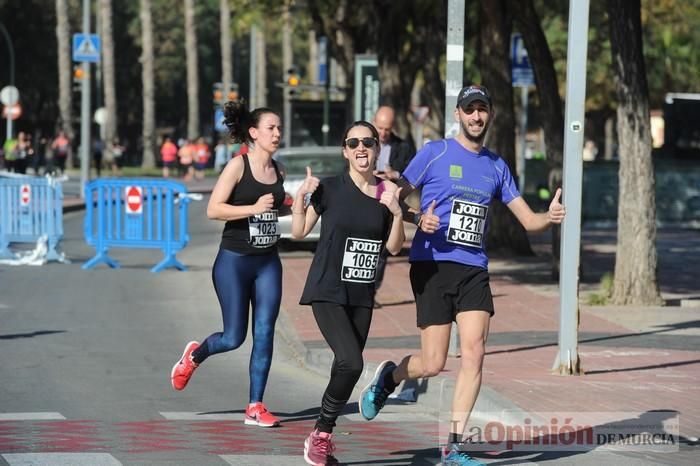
[446,199,487,248]
[248,210,280,247]
[341,237,382,283]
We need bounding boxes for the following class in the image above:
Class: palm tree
[140,0,156,168]
[55,0,73,147]
[99,0,117,144]
[184,0,200,140]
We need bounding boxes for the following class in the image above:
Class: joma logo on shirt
[450,165,463,179]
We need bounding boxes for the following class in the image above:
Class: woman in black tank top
[170,101,287,428]
[291,121,406,465]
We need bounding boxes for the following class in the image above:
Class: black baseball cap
[456,85,492,109]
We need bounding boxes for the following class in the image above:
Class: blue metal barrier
[0,175,64,260]
[82,178,192,273]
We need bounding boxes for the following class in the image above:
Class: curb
[276,307,538,427]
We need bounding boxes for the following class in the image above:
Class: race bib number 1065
[341,237,382,283]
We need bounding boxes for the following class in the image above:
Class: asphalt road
[0,199,446,465]
[0,198,676,465]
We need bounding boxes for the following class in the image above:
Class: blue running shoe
[442,443,485,466]
[359,360,397,421]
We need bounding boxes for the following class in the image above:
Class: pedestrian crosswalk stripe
[160,411,437,422]
[342,412,437,422]
[160,411,245,420]
[221,455,300,465]
[2,453,121,466]
[0,412,65,420]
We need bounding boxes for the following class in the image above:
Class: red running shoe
[170,341,200,391]
[244,402,280,427]
[304,429,339,465]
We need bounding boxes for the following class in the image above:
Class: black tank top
[220,154,286,254]
[299,173,392,307]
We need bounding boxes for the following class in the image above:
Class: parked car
[275,146,346,241]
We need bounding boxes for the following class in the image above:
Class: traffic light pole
[552,0,590,376]
[79,0,91,198]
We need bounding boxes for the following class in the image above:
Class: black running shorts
[409,261,494,327]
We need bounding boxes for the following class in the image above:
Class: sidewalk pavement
[277,228,700,462]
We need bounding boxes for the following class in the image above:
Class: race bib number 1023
[447,199,487,248]
[249,210,280,247]
[341,237,382,283]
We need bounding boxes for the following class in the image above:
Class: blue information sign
[511,33,534,87]
[73,34,101,63]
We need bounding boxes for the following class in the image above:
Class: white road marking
[159,411,244,420]
[221,455,301,465]
[0,413,65,421]
[2,453,122,466]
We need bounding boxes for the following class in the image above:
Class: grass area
[586,272,614,305]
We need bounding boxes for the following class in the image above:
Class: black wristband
[413,212,422,226]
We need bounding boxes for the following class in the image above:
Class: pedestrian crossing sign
[72,34,101,63]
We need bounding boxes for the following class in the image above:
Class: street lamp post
[79,0,92,198]
[0,21,16,140]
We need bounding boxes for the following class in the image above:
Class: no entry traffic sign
[20,184,31,207]
[125,186,143,214]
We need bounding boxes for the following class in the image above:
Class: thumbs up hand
[548,188,566,224]
[298,166,320,202]
[380,185,403,217]
[419,200,439,234]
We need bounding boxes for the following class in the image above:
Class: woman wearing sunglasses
[291,120,406,465]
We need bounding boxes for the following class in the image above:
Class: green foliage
[536,0,700,113]
[586,272,614,306]
[2,0,699,150]
[641,0,700,107]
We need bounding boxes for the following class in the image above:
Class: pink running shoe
[170,341,200,391]
[244,402,280,427]
[304,429,339,465]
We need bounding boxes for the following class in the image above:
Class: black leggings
[312,302,373,433]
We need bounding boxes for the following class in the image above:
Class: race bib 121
[446,199,487,248]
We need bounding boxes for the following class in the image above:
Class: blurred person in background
[160,136,178,178]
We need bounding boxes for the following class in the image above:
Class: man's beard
[460,120,487,144]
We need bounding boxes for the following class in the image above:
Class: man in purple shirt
[359,85,566,466]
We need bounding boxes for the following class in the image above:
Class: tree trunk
[307,0,377,122]
[140,0,156,168]
[99,0,117,144]
[510,0,565,274]
[55,0,73,151]
[509,0,564,171]
[607,0,662,305]
[479,0,533,255]
[371,3,414,141]
[184,0,200,140]
[220,0,232,99]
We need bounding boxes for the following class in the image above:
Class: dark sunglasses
[344,137,378,149]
